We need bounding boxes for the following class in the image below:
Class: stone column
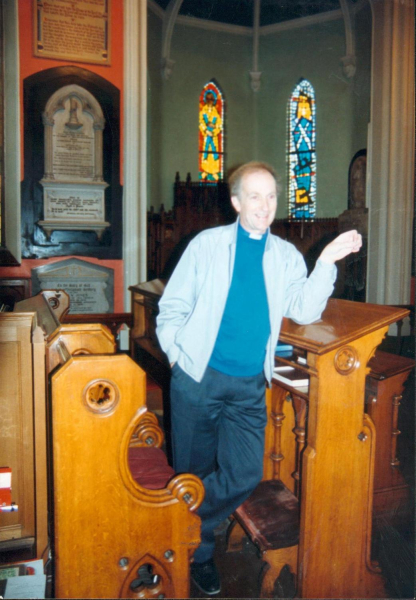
[366,0,415,304]
[3,0,21,262]
[123,0,147,311]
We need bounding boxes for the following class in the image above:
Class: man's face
[231,170,277,235]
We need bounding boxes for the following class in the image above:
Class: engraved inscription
[45,193,104,221]
[52,97,95,181]
[53,134,94,180]
[35,0,110,65]
[41,280,109,314]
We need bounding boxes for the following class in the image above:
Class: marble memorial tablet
[32,258,114,314]
[52,105,95,181]
[38,84,110,239]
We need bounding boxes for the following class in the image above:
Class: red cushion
[128,446,175,489]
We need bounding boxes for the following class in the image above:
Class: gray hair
[228,161,281,198]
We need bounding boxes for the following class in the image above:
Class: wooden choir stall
[130,280,412,599]
[1,290,204,599]
[231,299,411,598]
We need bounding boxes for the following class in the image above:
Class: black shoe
[191,558,221,596]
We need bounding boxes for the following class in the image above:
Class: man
[156,161,362,595]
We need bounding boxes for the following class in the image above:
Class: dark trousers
[170,364,267,563]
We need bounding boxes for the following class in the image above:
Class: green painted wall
[147,7,372,217]
[158,23,255,207]
[352,3,372,152]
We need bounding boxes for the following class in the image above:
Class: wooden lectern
[265,299,409,598]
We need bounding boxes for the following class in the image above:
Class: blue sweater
[208,224,270,376]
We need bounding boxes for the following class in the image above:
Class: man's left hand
[319,230,363,264]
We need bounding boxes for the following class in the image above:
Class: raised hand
[319,230,362,264]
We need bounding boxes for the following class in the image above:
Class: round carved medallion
[83,379,119,414]
[334,346,359,375]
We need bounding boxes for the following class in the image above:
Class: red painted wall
[19,0,124,182]
[5,0,125,312]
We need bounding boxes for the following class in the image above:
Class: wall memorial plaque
[38,84,110,239]
[34,0,111,65]
[32,258,114,314]
[22,66,122,259]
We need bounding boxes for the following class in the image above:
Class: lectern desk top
[280,298,409,354]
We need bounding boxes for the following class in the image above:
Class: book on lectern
[275,341,294,357]
[273,365,309,388]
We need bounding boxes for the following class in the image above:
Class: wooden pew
[0,312,42,553]
[10,290,204,598]
[61,311,133,352]
[0,291,117,559]
[50,352,204,599]
[229,300,410,598]
[262,350,415,518]
[129,279,169,388]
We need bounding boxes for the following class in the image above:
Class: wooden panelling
[0,314,36,543]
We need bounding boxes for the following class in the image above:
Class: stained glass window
[199,81,224,182]
[287,79,316,220]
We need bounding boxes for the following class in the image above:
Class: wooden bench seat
[229,479,299,598]
[234,480,299,551]
[128,446,175,490]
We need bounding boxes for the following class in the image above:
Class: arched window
[287,79,316,220]
[199,80,224,182]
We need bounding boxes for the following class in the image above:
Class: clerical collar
[238,223,266,241]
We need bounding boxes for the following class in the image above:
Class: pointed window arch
[199,80,225,182]
[287,79,316,220]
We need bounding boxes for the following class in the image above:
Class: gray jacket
[156,220,337,383]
